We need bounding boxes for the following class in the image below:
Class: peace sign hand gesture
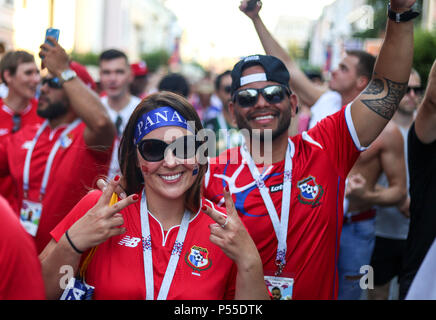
[67,176,139,254]
[202,186,261,269]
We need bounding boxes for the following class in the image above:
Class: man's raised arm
[415,59,436,144]
[240,0,325,107]
[351,0,416,147]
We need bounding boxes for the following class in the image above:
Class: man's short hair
[346,50,376,81]
[99,49,129,65]
[215,70,231,91]
[158,73,190,98]
[0,51,35,85]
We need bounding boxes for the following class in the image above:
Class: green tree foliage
[141,49,170,73]
[414,28,436,86]
[70,51,100,66]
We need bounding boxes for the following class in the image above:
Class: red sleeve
[50,190,102,242]
[0,196,46,300]
[307,105,362,178]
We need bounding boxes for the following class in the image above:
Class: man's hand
[239,0,262,20]
[39,36,70,77]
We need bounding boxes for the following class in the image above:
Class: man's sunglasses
[137,135,202,162]
[232,85,291,108]
[42,77,62,89]
[223,85,232,94]
[406,86,424,95]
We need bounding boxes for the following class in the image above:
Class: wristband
[388,4,420,23]
[65,229,84,254]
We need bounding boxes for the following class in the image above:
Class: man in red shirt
[0,37,116,254]
[205,0,417,299]
[0,195,45,300]
[0,51,43,211]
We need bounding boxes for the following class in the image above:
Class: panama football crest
[297,176,324,207]
[185,246,212,275]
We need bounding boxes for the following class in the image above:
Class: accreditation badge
[20,200,43,237]
[264,274,294,300]
[60,277,95,301]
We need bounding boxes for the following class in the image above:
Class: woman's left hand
[202,186,261,268]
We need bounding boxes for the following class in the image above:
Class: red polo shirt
[0,121,112,253]
[204,105,362,300]
[0,98,43,212]
[51,191,237,300]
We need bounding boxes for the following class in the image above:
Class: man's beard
[37,100,69,120]
[233,107,291,142]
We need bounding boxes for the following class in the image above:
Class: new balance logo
[118,236,141,248]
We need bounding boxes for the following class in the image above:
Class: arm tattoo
[361,76,408,120]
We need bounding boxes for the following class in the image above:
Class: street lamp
[49,0,55,28]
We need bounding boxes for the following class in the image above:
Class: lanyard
[23,119,82,200]
[140,189,191,300]
[240,139,294,276]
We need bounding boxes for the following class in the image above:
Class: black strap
[65,229,84,254]
[388,4,420,23]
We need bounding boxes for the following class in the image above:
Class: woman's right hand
[67,176,139,253]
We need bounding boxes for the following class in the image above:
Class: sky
[164,0,336,68]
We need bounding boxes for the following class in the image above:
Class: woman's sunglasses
[137,135,202,162]
[232,85,291,108]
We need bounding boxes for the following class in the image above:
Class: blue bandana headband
[134,106,195,145]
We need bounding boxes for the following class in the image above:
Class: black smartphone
[246,0,258,11]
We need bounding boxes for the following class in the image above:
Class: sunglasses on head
[137,135,202,162]
[406,86,424,95]
[42,77,62,89]
[233,85,291,108]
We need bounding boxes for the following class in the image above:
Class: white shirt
[0,83,9,99]
[101,95,141,179]
[406,238,436,300]
[308,91,342,129]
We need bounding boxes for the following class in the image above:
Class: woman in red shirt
[39,91,268,300]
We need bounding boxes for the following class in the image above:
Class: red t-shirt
[51,191,237,300]
[0,121,112,253]
[0,98,43,212]
[0,195,45,300]
[204,105,362,300]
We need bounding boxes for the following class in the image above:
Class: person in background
[368,69,423,300]
[0,51,43,212]
[400,59,436,299]
[99,49,141,179]
[239,0,376,130]
[158,73,190,99]
[39,91,269,300]
[130,61,149,99]
[204,70,243,156]
[0,36,115,254]
[0,195,46,300]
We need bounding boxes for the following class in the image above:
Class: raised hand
[239,0,262,20]
[67,176,139,253]
[202,186,260,267]
[39,36,70,76]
